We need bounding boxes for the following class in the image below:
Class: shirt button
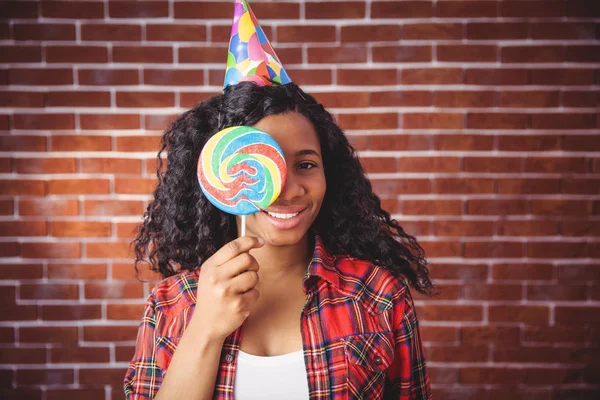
[373,356,383,366]
[225,354,234,364]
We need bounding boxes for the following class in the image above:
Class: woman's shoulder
[149,268,200,316]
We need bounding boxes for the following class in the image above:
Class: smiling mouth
[265,211,300,220]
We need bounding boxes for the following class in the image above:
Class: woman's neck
[248,234,313,285]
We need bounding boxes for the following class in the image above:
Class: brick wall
[1,0,599,398]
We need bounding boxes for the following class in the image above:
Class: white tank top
[233,349,310,399]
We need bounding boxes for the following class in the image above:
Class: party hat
[224,0,292,88]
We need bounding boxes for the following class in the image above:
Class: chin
[260,228,308,247]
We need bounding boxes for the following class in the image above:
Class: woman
[124,82,434,399]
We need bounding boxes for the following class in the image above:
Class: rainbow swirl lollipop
[198,126,287,216]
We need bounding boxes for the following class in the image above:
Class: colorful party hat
[224,0,292,88]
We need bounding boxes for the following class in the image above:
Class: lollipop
[197,126,287,235]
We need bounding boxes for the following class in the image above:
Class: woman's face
[240,111,326,247]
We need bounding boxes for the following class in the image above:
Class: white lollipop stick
[241,215,246,237]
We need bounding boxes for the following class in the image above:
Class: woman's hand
[191,236,263,341]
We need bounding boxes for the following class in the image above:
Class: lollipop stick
[241,215,246,237]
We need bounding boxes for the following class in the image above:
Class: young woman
[124,82,434,400]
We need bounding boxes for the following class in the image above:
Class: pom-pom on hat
[224,0,292,88]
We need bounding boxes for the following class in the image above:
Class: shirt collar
[302,234,343,294]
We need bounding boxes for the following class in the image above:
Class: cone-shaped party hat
[224,0,292,88]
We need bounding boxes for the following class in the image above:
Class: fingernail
[257,237,264,245]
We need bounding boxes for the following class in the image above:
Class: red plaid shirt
[124,236,431,399]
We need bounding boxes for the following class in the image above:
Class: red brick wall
[1,0,599,398]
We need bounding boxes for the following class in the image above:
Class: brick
[563,135,600,151]
[434,135,494,151]
[20,243,80,261]
[532,113,596,130]
[464,283,522,301]
[17,369,74,385]
[83,325,139,342]
[527,157,588,174]
[117,136,162,153]
[402,68,462,84]
[51,221,111,238]
[13,113,75,130]
[113,262,161,281]
[402,200,462,216]
[0,327,14,343]
[306,1,364,18]
[0,199,12,216]
[369,91,431,107]
[0,91,44,108]
[0,157,10,172]
[107,303,146,320]
[403,23,462,40]
[567,0,600,17]
[562,91,599,107]
[0,264,43,280]
[45,91,111,108]
[174,1,231,19]
[498,135,560,151]
[178,46,223,63]
[531,22,597,40]
[147,24,206,42]
[14,158,76,174]
[337,69,398,86]
[80,114,140,130]
[80,158,141,174]
[372,1,433,18]
[20,327,78,344]
[438,45,497,62]
[562,221,600,237]
[403,113,463,129]
[502,46,564,63]
[489,305,548,324]
[81,24,142,41]
[0,221,47,237]
[432,178,494,194]
[42,305,102,321]
[86,242,133,258]
[109,1,169,18]
[498,91,560,108]
[419,240,461,257]
[51,135,112,152]
[180,92,216,108]
[398,157,460,173]
[464,242,523,258]
[434,220,494,237]
[0,45,41,62]
[46,46,108,63]
[379,198,398,214]
[114,178,156,194]
[467,113,528,129]
[19,199,78,217]
[463,157,522,173]
[498,178,560,194]
[1,304,37,321]
[0,348,46,364]
[360,157,396,173]
[399,220,430,237]
[48,263,107,280]
[465,68,528,86]
[285,68,333,86]
[420,326,458,343]
[51,347,110,364]
[527,242,588,258]
[526,327,586,346]
[308,47,367,64]
[373,45,432,63]
[85,282,143,299]
[78,69,139,86]
[48,179,110,195]
[341,25,400,42]
[527,284,587,301]
[338,113,398,130]
[467,23,528,40]
[369,135,431,150]
[420,304,483,322]
[0,135,46,152]
[47,390,106,400]
[144,114,179,131]
[557,265,600,281]
[563,178,600,195]
[113,46,172,63]
[81,368,129,387]
[462,326,521,345]
[9,68,72,86]
[116,92,175,108]
[0,180,45,196]
[555,306,600,325]
[531,69,595,85]
[531,200,592,216]
[143,69,204,86]
[434,91,495,108]
[438,1,498,17]
[427,346,488,362]
[459,367,522,384]
[42,1,103,18]
[278,26,336,43]
[0,242,20,258]
[504,0,565,17]
[370,178,431,195]
[0,1,39,18]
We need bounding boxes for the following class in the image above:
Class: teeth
[266,211,299,220]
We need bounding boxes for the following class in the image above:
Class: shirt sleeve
[384,285,432,400]
[124,292,164,399]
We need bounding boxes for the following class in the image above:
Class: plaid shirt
[124,236,431,399]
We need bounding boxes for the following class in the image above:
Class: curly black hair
[134,82,434,294]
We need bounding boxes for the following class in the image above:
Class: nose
[277,170,305,202]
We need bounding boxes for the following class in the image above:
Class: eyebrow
[295,149,321,158]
